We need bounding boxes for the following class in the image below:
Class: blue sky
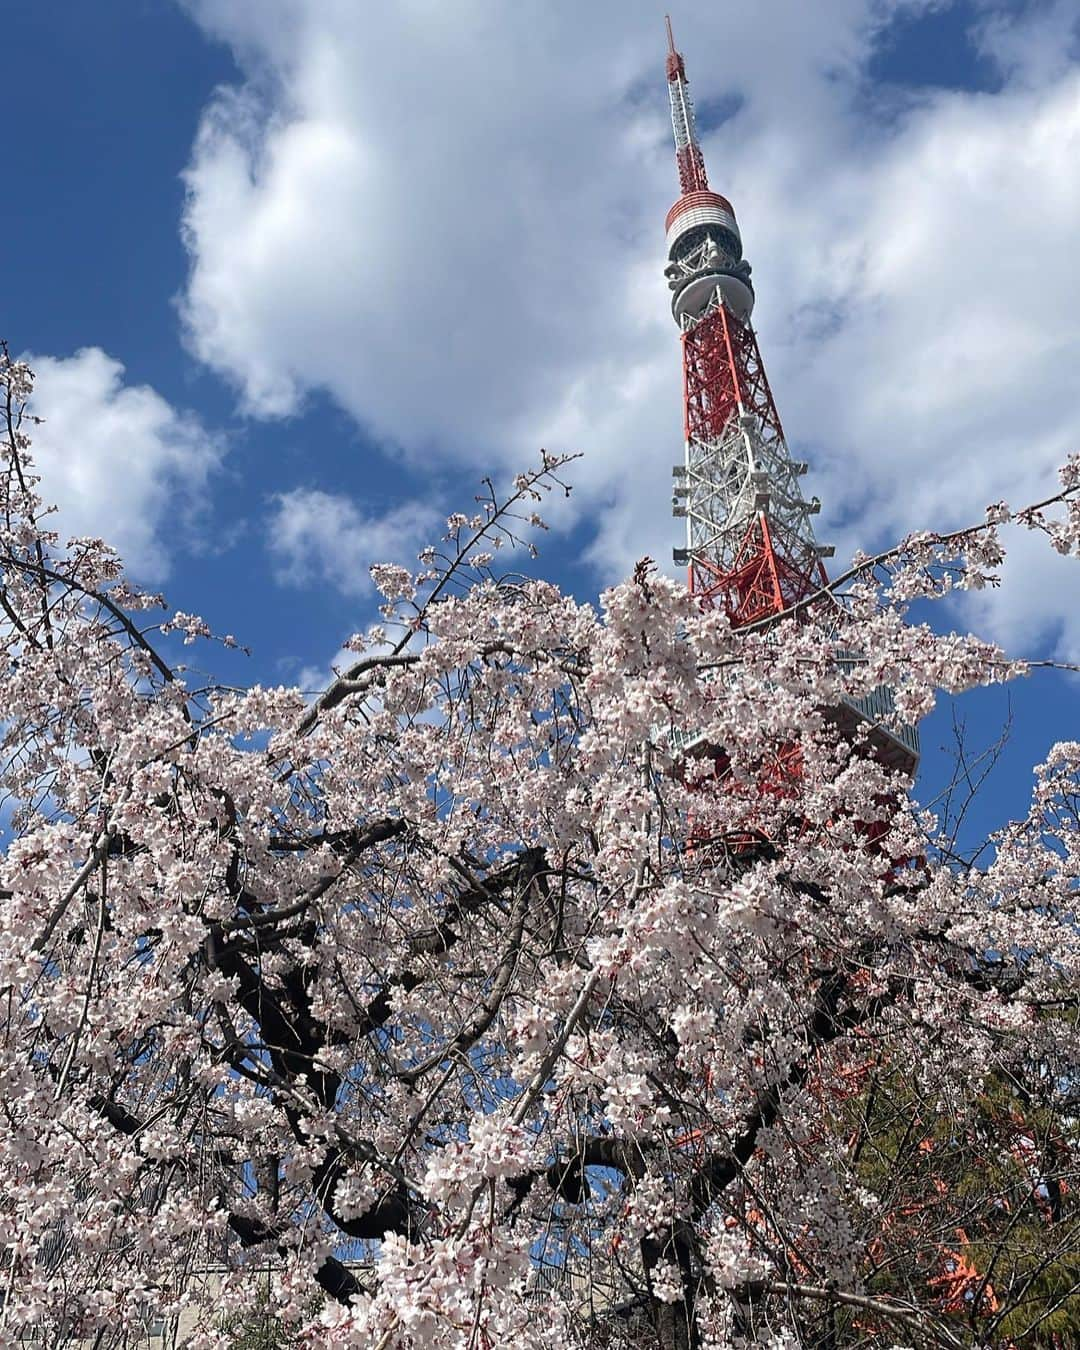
[6,1,1080,850]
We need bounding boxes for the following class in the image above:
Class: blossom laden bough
[0,349,1079,1347]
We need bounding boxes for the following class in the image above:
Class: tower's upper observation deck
[663,21,754,325]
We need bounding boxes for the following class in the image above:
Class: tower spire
[664,16,709,195]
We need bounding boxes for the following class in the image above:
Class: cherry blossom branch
[399,858,533,1085]
[52,859,108,1100]
[74,1076,373,1307]
[32,819,119,954]
[511,967,603,1128]
[740,1279,968,1349]
[0,547,180,694]
[2,346,55,652]
[293,453,578,738]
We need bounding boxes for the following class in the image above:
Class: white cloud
[176,2,900,448]
[178,1,1080,656]
[760,65,1080,656]
[267,488,436,599]
[25,347,221,583]
[973,0,1080,87]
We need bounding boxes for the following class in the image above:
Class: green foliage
[848,1059,1080,1346]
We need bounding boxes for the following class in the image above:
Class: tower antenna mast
[665,15,709,194]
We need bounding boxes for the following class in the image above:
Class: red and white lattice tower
[663,19,918,775]
[665,17,829,625]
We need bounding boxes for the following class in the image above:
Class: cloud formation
[25,347,221,583]
[267,487,437,599]
[178,1,1080,654]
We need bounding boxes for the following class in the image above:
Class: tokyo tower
[663,18,918,777]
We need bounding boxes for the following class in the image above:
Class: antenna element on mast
[664,16,708,193]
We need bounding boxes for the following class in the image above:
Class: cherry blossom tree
[1,345,1079,1349]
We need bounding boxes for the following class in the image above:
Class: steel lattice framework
[678,303,829,625]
